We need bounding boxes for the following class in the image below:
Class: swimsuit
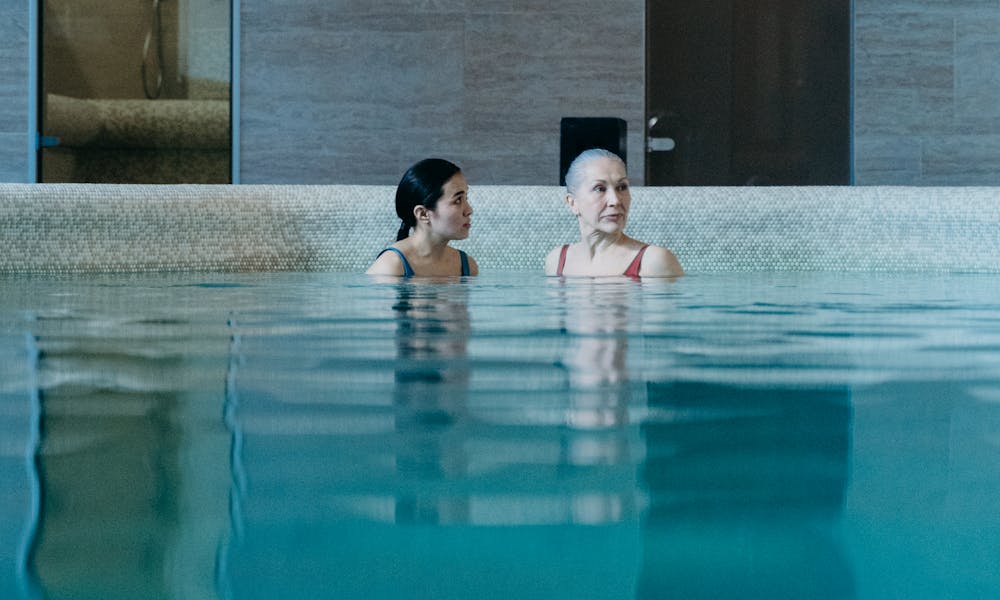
[556,244,649,278]
[377,247,470,277]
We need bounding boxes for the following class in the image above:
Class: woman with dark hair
[367,158,478,277]
[544,148,683,278]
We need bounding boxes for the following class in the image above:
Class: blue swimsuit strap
[378,248,468,277]
[377,247,415,277]
[459,250,470,276]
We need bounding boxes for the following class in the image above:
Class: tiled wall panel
[0,5,29,182]
[854,1,1000,184]
[239,1,645,185]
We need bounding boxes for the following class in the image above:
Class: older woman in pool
[368,158,478,277]
[545,148,683,278]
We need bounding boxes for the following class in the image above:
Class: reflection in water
[29,338,183,599]
[1,334,42,600]
[553,278,856,598]
[555,280,644,525]
[391,282,472,524]
[221,279,648,597]
[5,274,864,599]
[638,379,855,599]
[24,314,232,600]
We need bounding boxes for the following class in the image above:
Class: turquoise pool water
[2,271,1000,599]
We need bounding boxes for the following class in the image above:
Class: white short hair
[565,148,627,195]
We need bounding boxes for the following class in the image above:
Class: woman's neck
[406,228,451,258]
[579,228,627,257]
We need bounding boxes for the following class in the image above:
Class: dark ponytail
[396,220,411,242]
[394,158,461,240]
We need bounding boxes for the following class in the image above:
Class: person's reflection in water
[555,279,646,526]
[391,280,472,524]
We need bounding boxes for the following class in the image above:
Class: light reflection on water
[1,272,999,598]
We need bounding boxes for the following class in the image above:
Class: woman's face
[426,172,472,240]
[567,157,631,234]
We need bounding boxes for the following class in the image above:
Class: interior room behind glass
[38,0,231,183]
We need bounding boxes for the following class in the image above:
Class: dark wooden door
[645,0,850,185]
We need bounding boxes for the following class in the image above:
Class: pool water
[2,271,1000,599]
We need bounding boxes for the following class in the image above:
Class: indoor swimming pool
[2,271,999,599]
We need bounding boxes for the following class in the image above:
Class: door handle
[647,113,683,152]
[647,137,676,152]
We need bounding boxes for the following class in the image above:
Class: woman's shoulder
[366,244,408,276]
[638,244,684,277]
[544,243,569,261]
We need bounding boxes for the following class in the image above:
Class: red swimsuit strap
[623,245,649,278]
[556,244,569,276]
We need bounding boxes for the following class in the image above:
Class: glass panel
[39,0,231,183]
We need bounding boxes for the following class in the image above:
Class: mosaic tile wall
[2,184,1000,274]
[239,0,645,186]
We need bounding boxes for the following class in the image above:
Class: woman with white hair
[544,148,683,278]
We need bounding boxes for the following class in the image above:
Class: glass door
[645,0,850,185]
[37,0,233,183]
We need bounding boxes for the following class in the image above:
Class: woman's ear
[414,205,430,224]
[565,194,580,216]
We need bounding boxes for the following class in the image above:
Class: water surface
[2,271,999,599]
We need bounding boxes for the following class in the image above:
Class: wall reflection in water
[638,379,854,599]
[24,315,232,600]
[1,334,40,600]
[7,276,856,599]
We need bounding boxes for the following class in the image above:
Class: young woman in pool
[367,158,478,277]
[544,148,683,278]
